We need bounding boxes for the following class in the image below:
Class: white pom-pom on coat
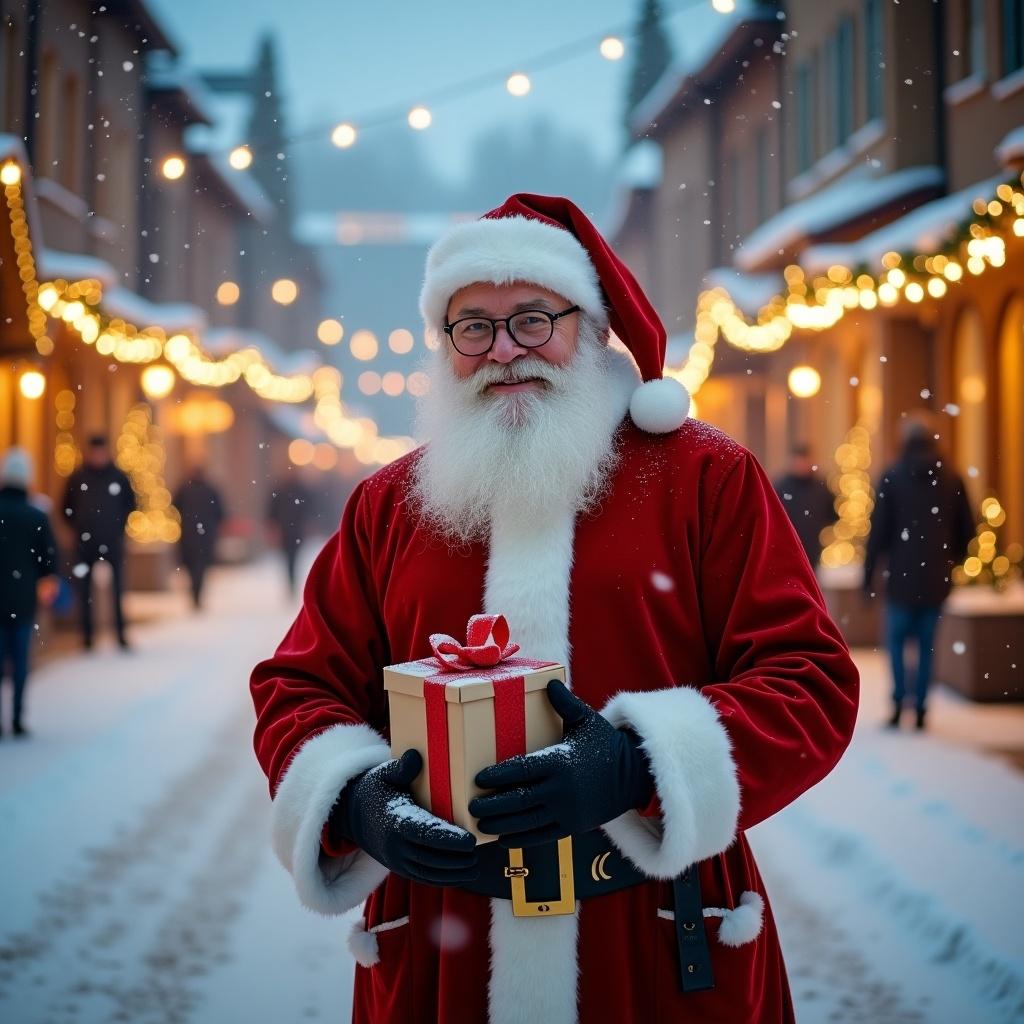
[629,377,691,434]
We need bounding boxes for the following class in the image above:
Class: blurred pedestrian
[61,435,136,651]
[863,415,974,730]
[0,448,58,738]
[774,443,836,567]
[173,465,225,609]
[266,472,315,595]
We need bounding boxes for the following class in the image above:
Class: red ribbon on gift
[429,614,521,670]
[421,615,536,824]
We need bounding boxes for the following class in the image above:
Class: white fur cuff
[600,687,740,878]
[271,722,392,915]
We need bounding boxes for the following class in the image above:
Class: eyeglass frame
[442,304,581,356]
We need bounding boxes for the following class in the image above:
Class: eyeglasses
[443,305,580,357]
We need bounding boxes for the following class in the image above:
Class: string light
[953,496,1023,589]
[599,37,625,60]
[161,155,186,180]
[271,278,298,304]
[228,145,253,170]
[787,365,821,398]
[216,281,240,305]
[1,160,21,185]
[350,329,379,361]
[712,0,736,11]
[317,318,344,345]
[506,73,531,97]
[331,122,358,148]
[819,424,875,568]
[408,106,432,130]
[53,389,80,477]
[116,404,181,544]
[388,328,414,354]
[18,369,46,399]
[141,364,176,400]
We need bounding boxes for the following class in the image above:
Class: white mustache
[470,358,563,393]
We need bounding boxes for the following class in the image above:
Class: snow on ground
[1,556,1022,1023]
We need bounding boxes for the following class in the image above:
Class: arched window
[951,305,988,501]
[998,296,1024,545]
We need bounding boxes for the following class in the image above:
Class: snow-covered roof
[0,133,26,164]
[103,286,207,332]
[631,1,778,136]
[145,52,216,125]
[38,249,119,288]
[800,174,1007,276]
[602,140,664,240]
[995,126,1024,167]
[703,266,783,315]
[735,166,945,272]
[191,151,274,224]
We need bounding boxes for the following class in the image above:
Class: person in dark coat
[0,448,58,737]
[773,443,837,567]
[61,435,136,650]
[863,415,975,730]
[266,472,316,595]
[173,466,225,608]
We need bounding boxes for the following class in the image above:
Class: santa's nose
[487,326,527,364]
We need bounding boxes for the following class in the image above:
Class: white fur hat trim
[629,377,691,434]
[419,215,606,328]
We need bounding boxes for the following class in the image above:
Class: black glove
[328,749,479,886]
[469,680,655,848]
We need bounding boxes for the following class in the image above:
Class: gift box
[384,614,565,843]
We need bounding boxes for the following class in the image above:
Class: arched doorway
[951,305,988,502]
[998,296,1024,545]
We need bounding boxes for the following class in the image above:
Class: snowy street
[1,557,1022,1024]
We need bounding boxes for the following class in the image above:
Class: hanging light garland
[116,403,182,544]
[818,423,875,569]
[952,496,1024,590]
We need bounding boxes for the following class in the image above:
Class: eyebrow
[452,299,558,318]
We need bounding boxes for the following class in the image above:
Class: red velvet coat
[251,418,859,1024]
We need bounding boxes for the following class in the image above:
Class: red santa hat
[419,193,690,434]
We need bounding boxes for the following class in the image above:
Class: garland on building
[952,495,1024,591]
[819,423,875,569]
[116,404,182,545]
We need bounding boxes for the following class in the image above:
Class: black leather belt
[461,830,715,993]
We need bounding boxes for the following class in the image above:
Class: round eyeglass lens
[452,320,494,355]
[509,311,554,345]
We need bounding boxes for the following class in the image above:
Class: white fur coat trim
[600,686,741,878]
[271,722,391,916]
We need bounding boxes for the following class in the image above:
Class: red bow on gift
[429,614,521,670]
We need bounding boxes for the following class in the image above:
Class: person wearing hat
[251,195,859,1023]
[61,435,136,650]
[0,448,58,738]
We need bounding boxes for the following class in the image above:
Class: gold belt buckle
[505,836,575,917]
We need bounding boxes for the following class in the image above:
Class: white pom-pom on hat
[629,377,691,435]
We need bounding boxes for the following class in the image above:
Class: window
[969,0,986,76]
[832,17,855,148]
[1003,0,1024,75]
[796,59,814,173]
[864,0,884,119]
[756,127,769,224]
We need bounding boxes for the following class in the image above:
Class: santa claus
[251,194,859,1023]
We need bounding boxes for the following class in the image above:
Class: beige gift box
[384,654,565,844]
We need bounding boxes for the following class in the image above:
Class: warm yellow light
[960,374,986,403]
[312,443,338,471]
[350,329,379,361]
[141,364,175,400]
[358,370,382,395]
[18,369,45,400]
[787,365,821,398]
[877,282,899,305]
[987,200,1003,217]
[37,283,59,311]
[288,438,315,466]
[963,556,982,577]
[0,160,21,185]
[711,0,736,10]
[216,281,240,305]
[229,145,253,170]
[318,318,344,345]
[886,267,906,287]
[388,328,414,354]
[967,256,985,275]
[381,371,405,397]
[927,277,947,298]
[272,278,298,304]
[600,36,625,60]
[944,262,963,281]
[331,122,358,148]
[1014,218,1024,237]
[408,106,432,130]
[905,282,924,303]
[506,73,531,97]
[161,155,186,180]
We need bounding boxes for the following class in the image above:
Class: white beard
[412,323,629,544]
